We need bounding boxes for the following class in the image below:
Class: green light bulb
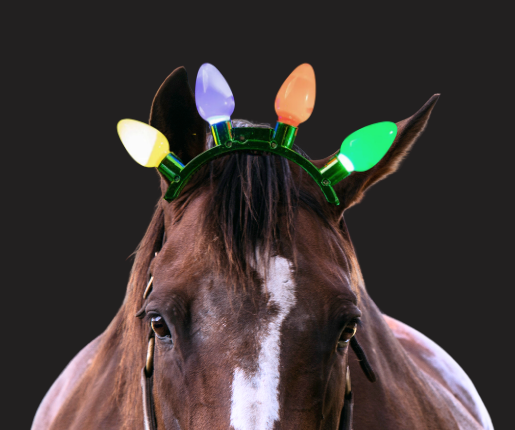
[339,121,397,172]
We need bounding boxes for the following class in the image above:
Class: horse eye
[337,322,358,349]
[151,316,171,339]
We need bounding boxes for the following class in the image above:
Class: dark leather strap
[339,391,354,430]
[338,365,354,430]
[141,367,157,430]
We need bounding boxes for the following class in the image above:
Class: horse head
[119,66,438,430]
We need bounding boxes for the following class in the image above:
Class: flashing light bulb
[275,64,316,127]
[339,122,397,172]
[117,119,170,167]
[195,63,235,125]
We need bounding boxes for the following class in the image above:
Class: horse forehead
[184,251,346,320]
[195,255,302,327]
[230,255,297,430]
[255,254,294,290]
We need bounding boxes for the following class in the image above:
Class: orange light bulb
[274,64,316,127]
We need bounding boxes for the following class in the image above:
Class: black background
[4,2,512,429]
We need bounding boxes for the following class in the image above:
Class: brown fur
[32,67,491,430]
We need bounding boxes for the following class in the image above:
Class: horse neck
[353,290,459,429]
[51,309,146,429]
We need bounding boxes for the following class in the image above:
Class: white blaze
[230,256,296,430]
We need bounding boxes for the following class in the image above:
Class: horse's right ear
[149,67,206,191]
[313,94,439,212]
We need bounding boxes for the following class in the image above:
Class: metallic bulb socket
[319,155,351,185]
[211,121,233,146]
[158,153,185,183]
[272,122,297,149]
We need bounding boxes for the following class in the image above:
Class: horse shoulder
[31,334,104,430]
[383,314,493,430]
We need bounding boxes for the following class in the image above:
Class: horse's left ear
[149,67,207,190]
[313,94,440,211]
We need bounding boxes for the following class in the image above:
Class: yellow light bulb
[274,64,316,127]
[117,119,170,167]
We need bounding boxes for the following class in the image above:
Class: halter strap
[142,335,157,430]
[339,366,354,430]
[141,367,157,430]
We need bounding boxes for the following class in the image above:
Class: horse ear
[313,94,440,211]
[149,67,207,191]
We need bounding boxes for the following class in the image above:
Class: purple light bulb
[195,63,235,125]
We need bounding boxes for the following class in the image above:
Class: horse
[32,67,493,430]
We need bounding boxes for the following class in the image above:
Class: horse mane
[194,120,341,290]
[108,120,363,428]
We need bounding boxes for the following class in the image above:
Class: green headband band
[163,122,343,204]
[117,119,397,206]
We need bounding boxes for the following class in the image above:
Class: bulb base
[158,153,185,183]
[319,154,350,185]
[211,121,233,146]
[272,122,298,149]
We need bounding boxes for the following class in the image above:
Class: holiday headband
[117,64,397,205]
